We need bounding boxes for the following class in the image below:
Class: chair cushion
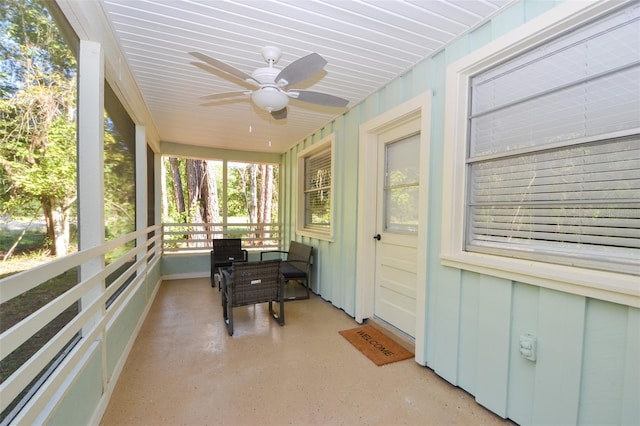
[281,261,306,279]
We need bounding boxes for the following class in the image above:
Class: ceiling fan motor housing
[251,87,289,112]
[251,67,279,85]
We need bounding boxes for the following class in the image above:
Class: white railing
[0,222,277,423]
[162,222,281,253]
[0,225,162,424]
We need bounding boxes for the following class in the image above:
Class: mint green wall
[106,279,147,376]
[161,252,265,279]
[279,1,640,424]
[48,344,103,426]
[162,253,211,278]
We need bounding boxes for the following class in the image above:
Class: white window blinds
[466,4,640,274]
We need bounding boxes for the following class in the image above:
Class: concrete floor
[100,278,513,426]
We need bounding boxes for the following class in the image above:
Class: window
[104,82,136,243]
[466,4,639,275]
[298,134,334,240]
[0,0,80,422]
[442,2,639,302]
[104,82,136,305]
[161,157,280,249]
[384,134,420,234]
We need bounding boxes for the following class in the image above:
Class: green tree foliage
[227,164,249,218]
[0,0,77,257]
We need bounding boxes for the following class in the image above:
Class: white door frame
[355,91,431,365]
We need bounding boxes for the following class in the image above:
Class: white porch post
[77,40,105,330]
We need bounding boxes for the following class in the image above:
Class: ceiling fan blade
[200,98,249,107]
[275,53,327,88]
[189,52,260,86]
[191,62,257,90]
[271,108,287,120]
[200,91,249,101]
[291,90,349,108]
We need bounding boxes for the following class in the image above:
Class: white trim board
[355,91,432,365]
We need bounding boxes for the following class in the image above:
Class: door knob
[373,234,381,241]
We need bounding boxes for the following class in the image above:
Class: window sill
[296,228,334,242]
[440,251,640,308]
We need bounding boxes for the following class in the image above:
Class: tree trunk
[169,157,185,219]
[161,157,168,220]
[247,165,258,243]
[3,218,34,262]
[186,159,203,222]
[248,164,258,224]
[258,164,266,224]
[257,164,273,245]
[41,196,69,257]
[186,159,204,246]
[203,160,220,239]
[263,164,273,224]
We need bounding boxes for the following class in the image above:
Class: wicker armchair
[220,260,284,336]
[260,241,312,300]
[210,238,248,288]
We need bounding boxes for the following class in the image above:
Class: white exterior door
[356,92,431,363]
[373,121,420,337]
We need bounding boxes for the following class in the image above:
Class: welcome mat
[339,325,413,366]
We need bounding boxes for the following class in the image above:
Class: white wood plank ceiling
[100,0,512,154]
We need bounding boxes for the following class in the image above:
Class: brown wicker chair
[220,260,284,336]
[210,238,248,288]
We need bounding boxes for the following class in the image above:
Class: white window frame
[297,133,335,241]
[441,0,639,308]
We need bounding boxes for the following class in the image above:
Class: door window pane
[384,134,420,233]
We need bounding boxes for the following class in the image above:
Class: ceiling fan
[189,46,349,120]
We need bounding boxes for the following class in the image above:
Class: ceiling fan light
[251,87,289,112]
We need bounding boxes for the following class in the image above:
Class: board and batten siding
[280,0,639,424]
